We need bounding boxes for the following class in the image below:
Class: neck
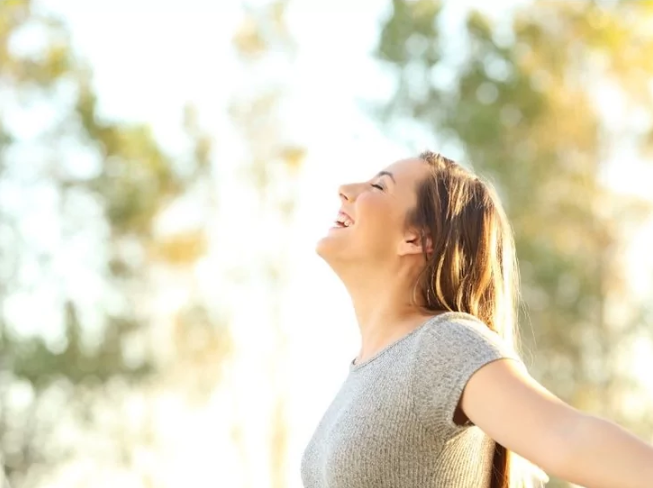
[336,261,438,364]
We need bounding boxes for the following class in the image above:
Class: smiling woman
[303,151,653,488]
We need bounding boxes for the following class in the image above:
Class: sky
[17,0,653,486]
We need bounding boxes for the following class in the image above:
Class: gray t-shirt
[301,311,522,488]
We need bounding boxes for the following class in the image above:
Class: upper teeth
[337,215,353,227]
[336,212,354,227]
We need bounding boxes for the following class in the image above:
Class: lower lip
[329,225,350,231]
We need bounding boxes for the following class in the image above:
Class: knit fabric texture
[300,311,523,488]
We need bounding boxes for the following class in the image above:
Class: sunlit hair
[409,151,546,488]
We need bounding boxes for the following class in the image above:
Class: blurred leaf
[279,144,306,173]
[149,230,207,266]
[170,305,232,404]
[232,12,267,58]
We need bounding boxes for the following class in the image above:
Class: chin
[315,235,331,260]
[315,233,344,266]
[315,227,359,271]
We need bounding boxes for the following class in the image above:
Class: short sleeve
[410,313,524,438]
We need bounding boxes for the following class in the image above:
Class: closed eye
[370,183,384,190]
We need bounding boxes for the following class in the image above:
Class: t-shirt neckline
[349,311,460,372]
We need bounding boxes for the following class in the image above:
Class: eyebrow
[376,171,396,184]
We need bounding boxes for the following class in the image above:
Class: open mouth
[333,211,354,228]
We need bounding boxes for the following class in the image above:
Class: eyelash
[370,183,384,190]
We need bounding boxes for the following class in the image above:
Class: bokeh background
[1,0,653,487]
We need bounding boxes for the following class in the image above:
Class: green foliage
[0,0,227,484]
[375,2,653,484]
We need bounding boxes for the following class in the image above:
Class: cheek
[355,194,402,238]
[356,193,386,222]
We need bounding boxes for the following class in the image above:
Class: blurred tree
[0,0,229,485]
[375,0,653,485]
[230,1,305,487]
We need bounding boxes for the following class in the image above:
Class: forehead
[382,158,430,186]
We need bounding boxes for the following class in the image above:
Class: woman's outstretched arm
[461,359,653,488]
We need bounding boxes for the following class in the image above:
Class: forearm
[555,413,653,488]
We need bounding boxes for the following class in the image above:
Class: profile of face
[316,158,431,273]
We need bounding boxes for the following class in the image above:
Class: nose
[338,184,352,203]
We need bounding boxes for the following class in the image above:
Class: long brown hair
[409,151,520,488]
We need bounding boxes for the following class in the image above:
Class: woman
[301,151,653,488]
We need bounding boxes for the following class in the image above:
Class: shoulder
[410,311,523,403]
[409,311,524,433]
[415,311,518,361]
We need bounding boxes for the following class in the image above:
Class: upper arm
[460,358,581,474]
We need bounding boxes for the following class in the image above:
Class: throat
[356,313,438,365]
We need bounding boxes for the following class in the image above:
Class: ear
[397,230,432,257]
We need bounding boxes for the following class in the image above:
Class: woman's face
[316,158,430,268]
